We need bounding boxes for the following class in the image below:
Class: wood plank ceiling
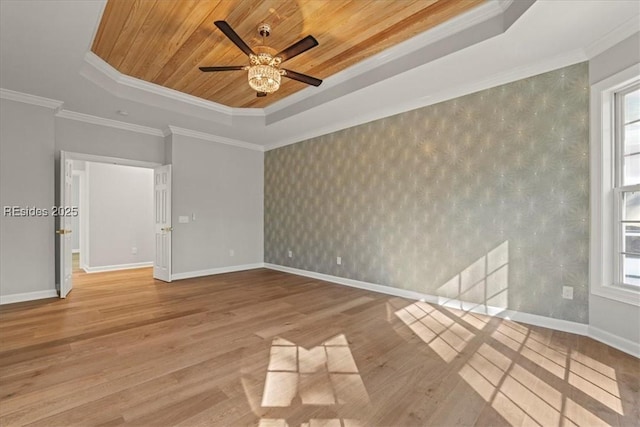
[92,0,485,108]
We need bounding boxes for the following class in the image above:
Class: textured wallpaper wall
[265,62,589,323]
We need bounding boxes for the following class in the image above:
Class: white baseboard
[263,264,640,355]
[84,262,153,273]
[0,289,58,305]
[589,326,640,358]
[172,263,265,281]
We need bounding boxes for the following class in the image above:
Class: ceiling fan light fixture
[248,64,281,93]
[201,21,322,98]
[248,53,283,93]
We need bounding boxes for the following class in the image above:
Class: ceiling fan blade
[199,66,245,72]
[276,35,318,62]
[282,69,322,87]
[257,92,267,97]
[214,20,255,56]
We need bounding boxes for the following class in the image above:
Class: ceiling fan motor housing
[258,23,271,38]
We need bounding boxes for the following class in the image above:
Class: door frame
[58,152,162,289]
[58,152,74,297]
[71,169,86,270]
[63,152,161,169]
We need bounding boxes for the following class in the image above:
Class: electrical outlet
[562,286,573,300]
[131,247,137,255]
[337,256,342,265]
[229,249,234,257]
[288,250,293,258]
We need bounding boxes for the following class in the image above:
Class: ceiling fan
[200,21,322,98]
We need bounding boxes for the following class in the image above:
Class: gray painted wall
[86,162,154,268]
[169,134,263,275]
[265,62,590,323]
[589,33,640,344]
[0,99,55,297]
[55,117,165,164]
[1,104,263,295]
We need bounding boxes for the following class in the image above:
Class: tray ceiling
[91,0,484,108]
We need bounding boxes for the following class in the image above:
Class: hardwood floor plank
[0,268,637,427]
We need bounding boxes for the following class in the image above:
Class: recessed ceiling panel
[92,0,484,108]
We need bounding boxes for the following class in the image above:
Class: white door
[153,165,172,282]
[58,152,73,298]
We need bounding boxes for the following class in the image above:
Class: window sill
[591,283,640,306]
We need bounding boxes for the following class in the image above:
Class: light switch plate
[178,215,189,223]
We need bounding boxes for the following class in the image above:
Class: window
[591,64,640,306]
[614,84,640,289]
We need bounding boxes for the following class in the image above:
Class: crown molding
[56,109,165,137]
[263,0,509,119]
[264,48,587,151]
[86,0,107,52]
[497,0,514,12]
[78,0,520,128]
[585,16,640,59]
[166,125,264,152]
[0,88,63,109]
[81,52,266,121]
[263,0,536,126]
[82,52,266,118]
[83,52,233,115]
[81,52,251,126]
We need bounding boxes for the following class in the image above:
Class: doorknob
[161,227,173,232]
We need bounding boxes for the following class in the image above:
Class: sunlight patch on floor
[258,419,365,427]
[392,292,623,426]
[395,301,475,362]
[568,352,622,414]
[458,336,622,426]
[259,334,369,427]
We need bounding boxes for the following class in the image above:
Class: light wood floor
[0,268,638,427]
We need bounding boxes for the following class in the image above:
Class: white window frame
[591,63,640,306]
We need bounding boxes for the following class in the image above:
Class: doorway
[57,151,171,297]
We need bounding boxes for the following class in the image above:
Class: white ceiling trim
[0,87,262,149]
[81,52,233,126]
[6,0,631,153]
[166,125,264,152]
[263,0,537,126]
[263,0,508,117]
[54,109,263,152]
[585,16,640,59]
[0,88,63,109]
[56,109,165,137]
[264,48,587,151]
[79,0,515,126]
[82,52,232,115]
[497,0,514,11]
[87,1,107,51]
